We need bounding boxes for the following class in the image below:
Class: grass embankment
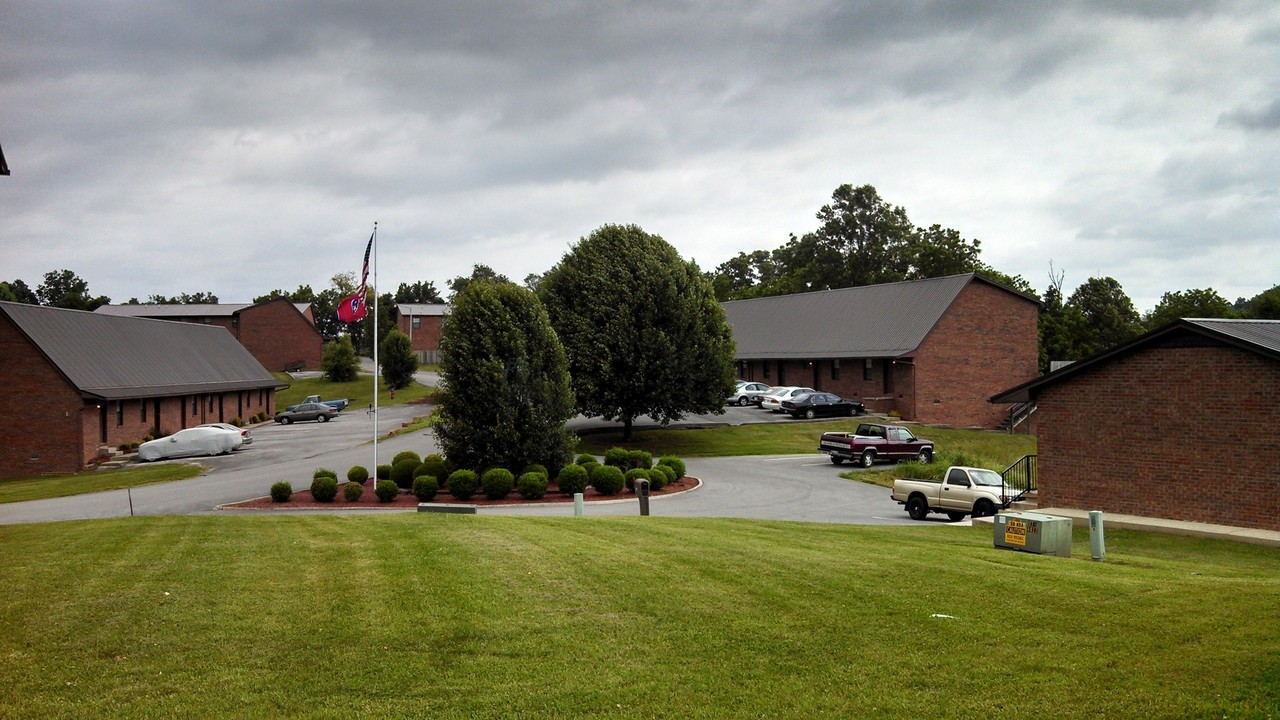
[274,372,436,411]
[0,464,203,504]
[0,515,1275,718]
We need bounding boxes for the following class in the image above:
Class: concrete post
[1089,510,1106,561]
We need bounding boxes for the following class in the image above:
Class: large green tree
[36,269,109,310]
[540,224,737,440]
[379,329,417,390]
[1238,285,1280,319]
[321,336,359,382]
[394,280,443,304]
[145,291,219,304]
[435,280,575,471]
[1067,276,1141,357]
[0,279,38,304]
[448,264,510,301]
[1144,288,1236,330]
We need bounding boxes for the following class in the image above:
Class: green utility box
[993,512,1073,557]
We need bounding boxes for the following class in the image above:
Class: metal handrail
[1002,454,1037,501]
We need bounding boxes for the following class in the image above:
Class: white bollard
[1089,510,1106,561]
[574,492,584,517]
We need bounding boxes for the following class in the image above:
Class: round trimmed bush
[626,450,652,470]
[420,454,449,482]
[447,470,478,500]
[481,468,515,500]
[390,458,419,489]
[521,463,548,478]
[374,479,399,502]
[556,464,589,495]
[657,455,685,480]
[574,453,597,466]
[313,467,338,480]
[624,467,651,491]
[270,481,293,503]
[347,465,369,483]
[651,463,675,488]
[412,475,439,502]
[376,464,392,480]
[590,464,625,496]
[343,481,364,502]
[517,472,548,499]
[392,450,421,466]
[310,476,338,503]
[604,447,629,468]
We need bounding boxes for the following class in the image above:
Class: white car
[759,386,815,412]
[197,422,252,447]
[138,427,242,462]
[727,381,772,407]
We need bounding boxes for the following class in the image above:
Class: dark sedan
[274,402,339,424]
[780,392,864,419]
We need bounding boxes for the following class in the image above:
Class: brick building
[723,273,1039,427]
[0,302,282,479]
[96,300,322,371]
[992,318,1280,532]
[395,303,447,363]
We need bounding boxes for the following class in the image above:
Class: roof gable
[2,301,281,400]
[722,274,1027,359]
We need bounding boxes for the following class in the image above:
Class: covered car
[197,422,251,446]
[138,427,241,461]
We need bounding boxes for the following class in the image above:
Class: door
[940,467,973,511]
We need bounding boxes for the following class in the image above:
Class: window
[864,359,873,381]
[208,395,214,412]
[884,361,894,393]
[412,317,421,329]
[192,397,198,416]
[116,401,124,427]
[832,359,840,380]
[763,362,770,379]
[140,400,147,423]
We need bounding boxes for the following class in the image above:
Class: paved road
[0,383,921,526]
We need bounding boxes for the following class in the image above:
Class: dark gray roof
[723,274,1027,360]
[2,302,282,400]
[991,317,1280,403]
[95,302,310,318]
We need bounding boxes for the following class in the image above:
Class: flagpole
[371,221,379,480]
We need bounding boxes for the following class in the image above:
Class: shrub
[230,417,244,427]
[313,467,338,481]
[343,481,364,502]
[374,479,399,502]
[376,464,392,480]
[392,450,422,466]
[390,458,419,489]
[626,450,652,470]
[481,468,515,500]
[556,464,589,495]
[651,463,675,488]
[310,476,338,503]
[269,481,293,503]
[412,475,439,502]
[347,466,369,483]
[447,470,478,500]
[517,472,548,499]
[624,467,651,491]
[604,447,630,468]
[590,464,625,496]
[420,454,449,481]
[521,463,548,478]
[575,453,597,466]
[657,455,686,480]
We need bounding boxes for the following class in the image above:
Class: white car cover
[138,427,240,461]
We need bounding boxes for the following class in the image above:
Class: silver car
[727,381,772,407]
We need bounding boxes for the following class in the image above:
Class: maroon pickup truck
[819,423,934,467]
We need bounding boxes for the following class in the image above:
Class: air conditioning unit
[993,512,1072,557]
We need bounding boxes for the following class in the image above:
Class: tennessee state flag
[336,289,367,323]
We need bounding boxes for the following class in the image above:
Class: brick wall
[1036,343,1280,531]
[0,314,86,477]
[399,314,445,360]
[236,299,323,371]
[913,281,1039,427]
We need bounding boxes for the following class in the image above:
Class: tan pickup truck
[891,466,1014,521]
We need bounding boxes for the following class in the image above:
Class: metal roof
[396,303,449,316]
[95,302,311,318]
[723,273,1007,359]
[991,317,1280,403]
[2,301,282,400]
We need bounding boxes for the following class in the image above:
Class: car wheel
[918,448,933,464]
[860,450,875,468]
[946,511,967,522]
[973,499,995,518]
[803,408,815,420]
[319,414,329,422]
[281,417,292,425]
[737,396,750,406]
[847,406,856,416]
[907,496,929,521]
[830,456,844,465]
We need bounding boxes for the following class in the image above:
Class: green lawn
[0,515,1275,718]
[0,463,204,504]
[275,371,436,410]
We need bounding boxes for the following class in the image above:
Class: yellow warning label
[1004,518,1027,547]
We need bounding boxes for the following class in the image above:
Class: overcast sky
[2,1,1277,312]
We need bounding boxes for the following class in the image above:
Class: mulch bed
[222,475,699,510]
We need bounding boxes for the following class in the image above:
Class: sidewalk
[975,508,1280,548]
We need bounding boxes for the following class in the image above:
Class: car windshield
[970,469,1004,487]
